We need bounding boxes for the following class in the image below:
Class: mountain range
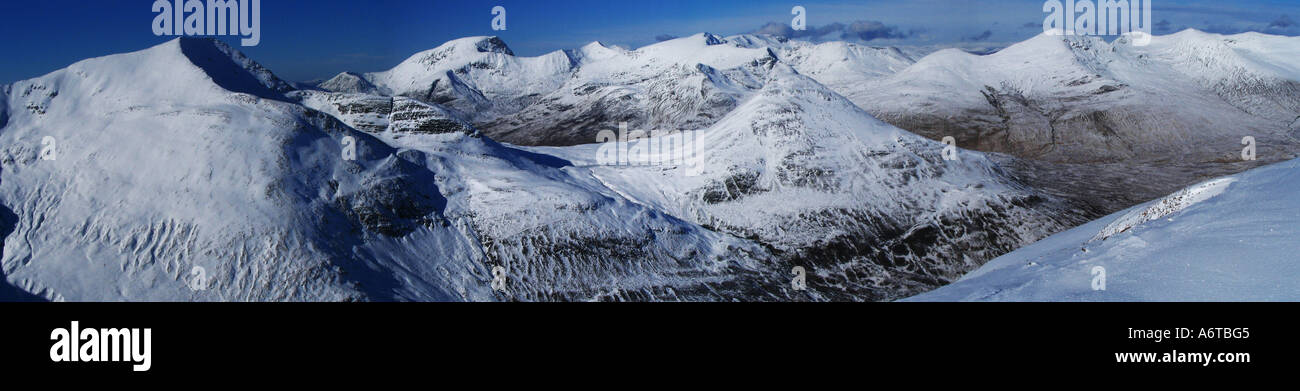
[2,29,1298,301]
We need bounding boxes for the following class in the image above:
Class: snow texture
[908,158,1300,301]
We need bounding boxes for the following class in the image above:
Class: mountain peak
[318,71,380,94]
[473,36,513,55]
[701,33,725,45]
[434,35,514,56]
[174,37,294,99]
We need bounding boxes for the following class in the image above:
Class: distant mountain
[847,30,1300,165]
[332,36,578,128]
[318,33,919,147]
[907,157,1300,301]
[322,30,1300,167]
[808,30,1300,216]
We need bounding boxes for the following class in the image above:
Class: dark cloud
[1264,15,1299,35]
[654,34,678,42]
[1194,15,1299,36]
[1269,15,1294,29]
[1155,19,1173,33]
[754,22,797,37]
[963,30,993,42]
[847,21,910,40]
[751,20,911,41]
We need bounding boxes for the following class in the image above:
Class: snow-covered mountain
[323,30,1300,169]
[11,30,1294,302]
[319,33,919,147]
[477,33,780,146]
[725,34,916,103]
[526,64,1084,300]
[907,157,1300,301]
[360,36,577,123]
[0,38,774,301]
[1,38,373,300]
[847,29,1300,165]
[300,62,1087,301]
[0,37,1088,301]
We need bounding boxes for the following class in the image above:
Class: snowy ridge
[907,158,1300,301]
[1092,177,1236,242]
[177,38,295,99]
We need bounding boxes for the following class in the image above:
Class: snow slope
[1,38,390,300]
[907,158,1300,301]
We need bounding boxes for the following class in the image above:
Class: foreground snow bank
[907,158,1300,301]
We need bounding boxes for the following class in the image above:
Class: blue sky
[2,0,1298,84]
